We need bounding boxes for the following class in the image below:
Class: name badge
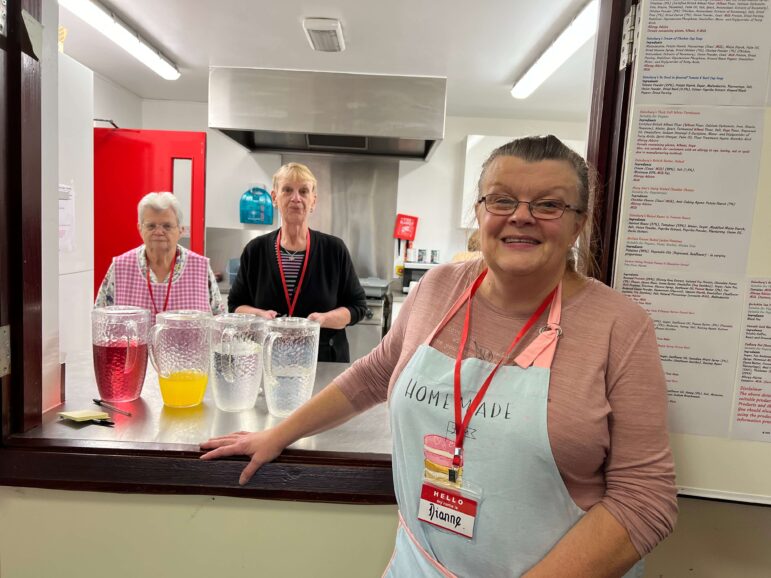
[417,483,478,539]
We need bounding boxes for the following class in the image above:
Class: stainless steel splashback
[283,154,397,281]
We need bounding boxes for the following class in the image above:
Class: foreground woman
[203,136,677,577]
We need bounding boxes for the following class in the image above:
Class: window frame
[0,0,629,503]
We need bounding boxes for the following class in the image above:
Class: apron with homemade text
[383,274,644,578]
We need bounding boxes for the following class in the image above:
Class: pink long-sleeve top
[335,260,677,556]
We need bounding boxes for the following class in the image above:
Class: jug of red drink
[91,306,151,402]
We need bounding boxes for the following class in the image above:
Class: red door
[93,128,206,295]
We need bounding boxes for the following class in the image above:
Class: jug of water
[210,313,267,412]
[91,306,151,402]
[149,310,212,408]
[263,317,320,417]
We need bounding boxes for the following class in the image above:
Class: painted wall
[58,54,94,366]
[93,74,142,129]
[55,58,143,381]
[2,486,769,577]
[0,487,398,578]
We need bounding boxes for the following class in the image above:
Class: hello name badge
[417,483,478,539]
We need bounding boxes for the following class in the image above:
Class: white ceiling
[58,0,596,122]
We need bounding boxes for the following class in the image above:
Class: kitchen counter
[23,351,390,453]
[1,351,395,504]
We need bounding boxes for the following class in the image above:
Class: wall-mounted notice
[617,0,771,505]
[640,0,771,106]
[58,183,75,253]
[618,105,764,276]
[614,0,771,453]
[621,271,743,436]
[732,279,771,442]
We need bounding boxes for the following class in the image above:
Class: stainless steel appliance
[348,296,391,362]
[359,276,390,298]
[348,278,392,361]
[208,68,447,161]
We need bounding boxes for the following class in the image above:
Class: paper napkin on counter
[58,410,111,422]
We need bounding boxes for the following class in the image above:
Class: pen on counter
[93,398,132,417]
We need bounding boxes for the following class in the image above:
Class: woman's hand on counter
[199,384,361,485]
[234,305,278,319]
[200,430,286,486]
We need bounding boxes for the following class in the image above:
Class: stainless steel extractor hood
[208,68,446,161]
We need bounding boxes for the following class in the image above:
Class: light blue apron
[383,279,644,577]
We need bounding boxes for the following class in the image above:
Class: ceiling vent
[303,18,345,52]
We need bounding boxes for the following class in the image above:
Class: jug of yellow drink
[149,310,212,408]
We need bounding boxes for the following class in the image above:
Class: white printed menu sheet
[615,0,771,441]
[732,278,771,442]
[617,105,764,276]
[58,183,75,253]
[638,0,771,106]
[621,271,744,437]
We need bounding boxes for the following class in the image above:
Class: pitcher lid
[212,313,266,327]
[92,305,151,319]
[156,309,212,322]
[266,316,320,329]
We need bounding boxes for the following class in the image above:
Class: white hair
[137,192,183,225]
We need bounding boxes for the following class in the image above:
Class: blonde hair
[272,162,317,193]
[137,192,182,225]
[467,229,480,252]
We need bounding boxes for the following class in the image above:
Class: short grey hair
[137,192,183,225]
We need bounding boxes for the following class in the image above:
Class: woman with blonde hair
[228,162,367,362]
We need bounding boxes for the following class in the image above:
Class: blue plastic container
[239,185,273,225]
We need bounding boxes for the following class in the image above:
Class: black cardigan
[228,229,368,362]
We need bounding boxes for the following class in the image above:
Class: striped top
[279,247,306,300]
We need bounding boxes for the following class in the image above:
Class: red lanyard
[275,229,311,317]
[146,249,177,316]
[450,270,556,479]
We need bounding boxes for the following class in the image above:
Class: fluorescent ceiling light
[511,0,598,99]
[58,0,180,80]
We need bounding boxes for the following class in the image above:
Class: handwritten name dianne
[427,503,463,529]
[403,379,513,419]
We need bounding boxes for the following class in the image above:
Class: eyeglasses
[477,194,583,220]
[142,223,178,232]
